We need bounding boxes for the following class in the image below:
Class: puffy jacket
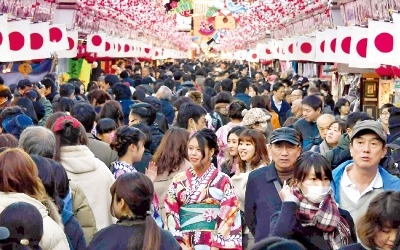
[0,192,69,250]
[69,181,97,244]
[60,145,115,230]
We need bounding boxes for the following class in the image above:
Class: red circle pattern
[374,32,393,53]
[9,32,25,51]
[30,33,44,50]
[341,37,351,54]
[49,27,63,43]
[300,42,312,54]
[91,35,102,46]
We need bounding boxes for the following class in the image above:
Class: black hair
[228,100,247,120]
[249,84,260,95]
[227,126,246,141]
[176,103,207,129]
[221,78,233,92]
[172,97,194,112]
[110,126,146,157]
[346,111,372,129]
[329,119,347,134]
[163,78,175,91]
[333,98,350,116]
[112,83,132,100]
[110,173,160,250]
[54,97,76,114]
[182,73,192,82]
[236,78,250,93]
[203,86,217,98]
[173,71,182,81]
[14,97,38,125]
[294,151,333,183]
[132,89,146,102]
[96,118,117,135]
[204,78,215,88]
[129,103,157,125]
[214,91,233,105]
[302,95,323,111]
[31,155,57,203]
[380,103,395,113]
[48,158,69,199]
[59,83,75,97]
[272,82,285,92]
[228,73,239,80]
[189,128,219,160]
[71,102,96,133]
[131,123,152,150]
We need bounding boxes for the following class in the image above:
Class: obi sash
[180,204,220,232]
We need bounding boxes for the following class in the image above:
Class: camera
[35,81,44,89]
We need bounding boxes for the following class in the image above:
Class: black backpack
[379,143,400,177]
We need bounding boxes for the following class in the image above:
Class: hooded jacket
[60,145,115,230]
[0,192,69,250]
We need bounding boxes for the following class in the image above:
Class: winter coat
[69,181,97,244]
[270,202,357,249]
[160,98,175,125]
[0,192,69,250]
[245,163,285,242]
[86,133,118,169]
[61,206,86,250]
[60,145,115,230]
[149,123,164,154]
[87,224,180,250]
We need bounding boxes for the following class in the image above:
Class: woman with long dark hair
[88,172,180,250]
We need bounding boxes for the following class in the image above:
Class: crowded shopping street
[0,0,400,249]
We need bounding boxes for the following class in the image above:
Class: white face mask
[302,184,331,204]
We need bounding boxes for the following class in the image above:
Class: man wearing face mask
[245,127,302,243]
[331,120,400,224]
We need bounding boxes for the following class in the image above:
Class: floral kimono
[165,164,242,250]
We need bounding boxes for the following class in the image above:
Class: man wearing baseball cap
[245,127,302,243]
[331,120,400,223]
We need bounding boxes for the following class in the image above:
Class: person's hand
[279,181,294,201]
[38,86,46,98]
[145,161,157,183]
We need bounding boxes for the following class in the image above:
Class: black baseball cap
[270,127,301,145]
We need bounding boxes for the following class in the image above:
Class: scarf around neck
[292,187,352,250]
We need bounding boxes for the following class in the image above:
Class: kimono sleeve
[211,176,242,249]
[164,175,184,243]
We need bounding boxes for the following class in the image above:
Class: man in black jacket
[245,127,302,242]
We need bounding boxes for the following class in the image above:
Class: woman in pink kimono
[165,129,242,250]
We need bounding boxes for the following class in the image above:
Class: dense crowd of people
[0,59,400,250]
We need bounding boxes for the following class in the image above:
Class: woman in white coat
[0,148,69,250]
[52,115,115,231]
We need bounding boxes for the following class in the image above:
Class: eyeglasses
[381,112,390,116]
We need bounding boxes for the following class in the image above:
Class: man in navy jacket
[271,83,291,126]
[245,127,302,242]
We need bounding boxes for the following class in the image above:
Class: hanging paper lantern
[375,65,394,77]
